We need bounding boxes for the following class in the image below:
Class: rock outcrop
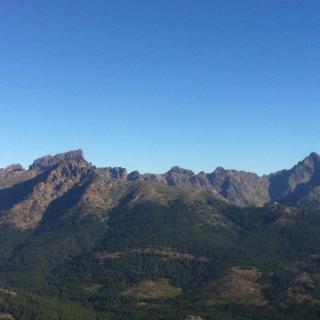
[29,149,86,171]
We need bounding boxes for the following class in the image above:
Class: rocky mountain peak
[268,152,320,207]
[214,166,226,173]
[169,165,187,172]
[29,150,87,171]
[211,167,228,179]
[0,164,24,172]
[127,170,141,181]
[302,152,320,165]
[288,152,320,180]
[165,166,197,188]
[98,167,128,180]
[167,166,195,175]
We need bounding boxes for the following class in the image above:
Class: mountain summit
[29,149,87,171]
[268,152,320,208]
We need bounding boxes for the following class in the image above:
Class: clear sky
[0,0,319,175]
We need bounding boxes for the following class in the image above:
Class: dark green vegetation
[1,151,320,319]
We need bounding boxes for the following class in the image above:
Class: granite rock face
[29,150,86,171]
[207,168,270,207]
[98,167,128,180]
[268,152,320,208]
[3,164,24,171]
[0,154,94,230]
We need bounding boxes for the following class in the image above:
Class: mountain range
[1,150,320,320]
[1,150,320,229]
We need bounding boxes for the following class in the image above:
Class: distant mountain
[0,163,37,190]
[130,152,320,208]
[0,151,90,228]
[269,152,320,208]
[2,151,320,219]
[28,149,87,171]
[1,150,320,319]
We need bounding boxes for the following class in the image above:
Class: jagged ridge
[1,150,320,230]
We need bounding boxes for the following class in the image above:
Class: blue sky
[0,0,319,175]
